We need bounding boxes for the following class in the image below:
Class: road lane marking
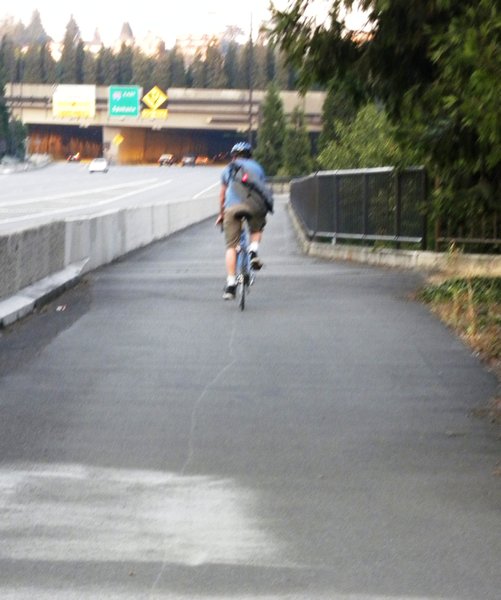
[0,178,162,207]
[0,180,173,225]
[192,181,220,199]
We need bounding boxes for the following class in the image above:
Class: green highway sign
[108,86,141,118]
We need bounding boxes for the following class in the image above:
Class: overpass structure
[5,83,326,164]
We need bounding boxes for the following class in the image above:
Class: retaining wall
[288,204,501,277]
[1,196,218,304]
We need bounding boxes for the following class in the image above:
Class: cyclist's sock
[249,241,259,253]
[227,275,237,286]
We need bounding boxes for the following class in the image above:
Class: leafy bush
[317,103,406,169]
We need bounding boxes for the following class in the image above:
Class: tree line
[0,11,297,90]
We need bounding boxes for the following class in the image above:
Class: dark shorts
[223,202,267,249]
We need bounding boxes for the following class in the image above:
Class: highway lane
[0,162,221,233]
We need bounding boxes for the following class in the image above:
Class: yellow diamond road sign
[142,86,168,110]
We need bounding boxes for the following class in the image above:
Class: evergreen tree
[274,50,296,90]
[254,83,286,175]
[0,35,18,83]
[75,39,85,83]
[58,15,81,83]
[40,42,56,83]
[238,41,253,90]
[187,50,206,88]
[152,49,171,90]
[132,49,155,92]
[318,77,361,151]
[83,51,97,84]
[223,42,239,89]
[282,106,314,176]
[264,44,276,84]
[205,39,227,88]
[24,10,50,45]
[0,17,26,46]
[169,46,186,87]
[252,44,269,90]
[7,118,27,157]
[116,42,133,84]
[95,47,116,85]
[0,42,26,158]
[22,45,42,82]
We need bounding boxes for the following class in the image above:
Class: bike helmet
[230,141,252,156]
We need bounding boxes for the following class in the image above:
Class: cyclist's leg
[222,205,247,299]
[247,211,267,270]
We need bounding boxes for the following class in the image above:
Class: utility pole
[247,12,253,145]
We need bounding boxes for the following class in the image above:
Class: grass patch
[418,276,501,423]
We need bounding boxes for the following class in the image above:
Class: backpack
[229,162,274,214]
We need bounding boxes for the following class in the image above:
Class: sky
[0,0,339,47]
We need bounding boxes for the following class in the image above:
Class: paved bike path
[0,197,499,599]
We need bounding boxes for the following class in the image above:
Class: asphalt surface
[0,197,500,599]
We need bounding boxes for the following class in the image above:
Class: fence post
[422,169,428,250]
[333,174,339,245]
[363,173,369,237]
[395,170,402,250]
[314,173,320,239]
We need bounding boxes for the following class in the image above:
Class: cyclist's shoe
[249,251,263,271]
[223,284,236,300]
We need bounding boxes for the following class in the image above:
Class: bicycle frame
[235,220,255,311]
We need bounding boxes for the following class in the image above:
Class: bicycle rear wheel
[238,273,246,310]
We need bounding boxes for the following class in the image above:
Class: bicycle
[235,217,255,311]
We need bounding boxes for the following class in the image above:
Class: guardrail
[290,167,428,249]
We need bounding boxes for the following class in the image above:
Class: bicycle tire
[239,272,246,310]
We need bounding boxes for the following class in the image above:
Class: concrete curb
[287,203,501,277]
[0,260,88,327]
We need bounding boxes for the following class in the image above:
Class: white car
[88,158,109,173]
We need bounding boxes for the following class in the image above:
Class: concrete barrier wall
[0,223,66,299]
[65,195,217,273]
[0,197,218,303]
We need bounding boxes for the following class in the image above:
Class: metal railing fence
[435,213,501,253]
[290,167,428,249]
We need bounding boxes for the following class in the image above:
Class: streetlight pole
[247,11,253,144]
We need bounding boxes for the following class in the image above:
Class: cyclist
[216,141,269,300]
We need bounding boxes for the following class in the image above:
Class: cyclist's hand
[215,214,223,227]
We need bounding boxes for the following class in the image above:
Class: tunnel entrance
[27,124,103,160]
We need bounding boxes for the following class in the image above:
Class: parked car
[195,155,210,165]
[158,153,175,166]
[88,157,109,173]
[181,154,196,167]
